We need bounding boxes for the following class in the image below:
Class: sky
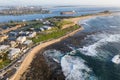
[0,0,120,7]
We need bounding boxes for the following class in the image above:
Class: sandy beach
[10,12,113,80]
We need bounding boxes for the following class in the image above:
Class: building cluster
[0,20,53,61]
[0,6,49,15]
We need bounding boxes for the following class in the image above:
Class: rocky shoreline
[20,44,67,80]
[20,30,87,80]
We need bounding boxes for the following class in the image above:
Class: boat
[60,10,76,15]
[112,54,120,64]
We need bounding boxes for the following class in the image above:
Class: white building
[40,28,45,31]
[0,45,10,53]
[17,36,26,44]
[10,41,17,47]
[28,32,36,38]
[43,26,52,30]
[19,31,30,36]
[23,40,33,46]
[43,21,51,25]
[8,48,21,60]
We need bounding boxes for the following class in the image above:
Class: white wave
[110,26,118,28]
[112,54,120,64]
[43,49,63,63]
[79,33,120,56]
[79,17,97,26]
[61,55,96,80]
[66,45,75,50]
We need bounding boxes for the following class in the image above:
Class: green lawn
[53,20,73,29]
[0,59,11,69]
[32,24,80,43]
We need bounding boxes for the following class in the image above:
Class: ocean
[43,14,120,80]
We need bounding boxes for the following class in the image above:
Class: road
[0,46,34,79]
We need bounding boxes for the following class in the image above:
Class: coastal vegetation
[32,24,80,43]
[0,53,11,69]
[53,20,73,29]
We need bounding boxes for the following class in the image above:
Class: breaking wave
[43,49,64,63]
[61,55,97,80]
[44,49,97,80]
[43,15,120,80]
[78,33,120,57]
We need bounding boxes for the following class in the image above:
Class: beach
[10,12,113,80]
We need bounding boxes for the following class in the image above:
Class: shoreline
[10,12,114,80]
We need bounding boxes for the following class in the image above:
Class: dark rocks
[20,50,65,80]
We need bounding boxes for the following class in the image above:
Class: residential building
[10,41,17,47]
[28,32,36,38]
[9,32,18,36]
[16,36,26,44]
[0,45,10,53]
[16,44,27,51]
[23,40,33,46]
[40,28,45,31]
[43,26,52,30]
[8,48,21,60]
[43,20,51,25]
[19,31,29,36]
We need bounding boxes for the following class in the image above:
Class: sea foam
[78,33,120,57]
[61,54,97,80]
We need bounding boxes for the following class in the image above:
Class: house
[9,32,18,36]
[9,32,18,41]
[8,48,21,60]
[40,28,45,31]
[43,26,52,30]
[0,45,10,53]
[0,35,8,42]
[16,36,26,44]
[10,41,17,47]
[16,44,27,51]
[23,40,33,46]
[43,21,51,25]
[28,32,36,38]
[19,31,29,36]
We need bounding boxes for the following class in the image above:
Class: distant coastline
[0,6,49,15]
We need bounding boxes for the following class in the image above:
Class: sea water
[44,14,120,80]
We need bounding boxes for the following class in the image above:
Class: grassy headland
[32,24,80,43]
